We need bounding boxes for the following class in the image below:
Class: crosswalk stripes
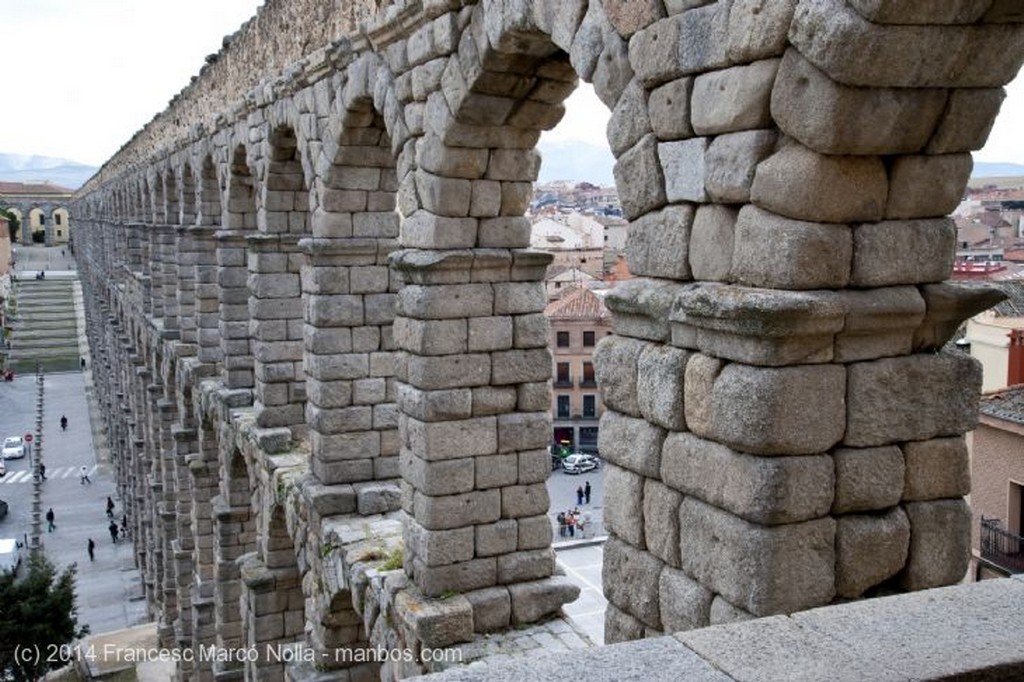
[0,464,98,484]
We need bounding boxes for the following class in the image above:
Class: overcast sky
[1,0,1021,167]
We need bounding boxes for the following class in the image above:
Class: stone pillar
[392,244,577,618]
[176,226,199,346]
[302,238,399,485]
[192,227,223,368]
[239,551,303,682]
[247,234,305,431]
[216,230,254,391]
[156,225,180,338]
[586,0,1024,642]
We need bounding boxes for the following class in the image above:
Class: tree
[0,208,18,241]
[0,553,89,681]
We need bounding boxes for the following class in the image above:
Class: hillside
[0,153,98,190]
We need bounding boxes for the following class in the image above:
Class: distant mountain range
[0,153,98,190]
[972,161,1024,179]
[536,144,1024,187]
[1,149,1020,195]
[536,140,615,186]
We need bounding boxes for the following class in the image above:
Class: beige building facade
[971,389,1024,579]
[546,287,612,453]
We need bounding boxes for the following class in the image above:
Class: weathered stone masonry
[72,0,1024,680]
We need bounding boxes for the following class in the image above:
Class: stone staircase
[5,276,81,374]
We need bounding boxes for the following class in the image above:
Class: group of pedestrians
[557,480,594,539]
[41,413,128,562]
[87,497,129,561]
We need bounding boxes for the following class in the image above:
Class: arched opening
[218,144,256,390]
[304,86,401,485]
[165,170,180,225]
[211,448,257,678]
[195,155,224,367]
[239,505,304,681]
[249,124,309,429]
[152,172,166,224]
[392,6,579,608]
[199,155,222,227]
[181,163,197,226]
[49,207,70,244]
[28,207,45,242]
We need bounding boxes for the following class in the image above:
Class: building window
[555,362,571,387]
[556,395,571,419]
[583,330,595,347]
[581,361,596,387]
[55,214,62,225]
[57,230,62,237]
[556,331,570,348]
[582,395,596,418]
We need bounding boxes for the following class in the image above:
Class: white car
[562,453,600,475]
[2,436,27,460]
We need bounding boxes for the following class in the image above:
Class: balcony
[980,517,1024,574]
[553,379,573,388]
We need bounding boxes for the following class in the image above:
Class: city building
[546,286,612,453]
[971,386,1024,579]
[0,181,73,245]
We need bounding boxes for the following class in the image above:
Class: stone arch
[390,0,578,602]
[242,504,304,681]
[192,153,224,367]
[209,447,258,678]
[199,154,222,227]
[6,208,23,240]
[303,81,402,484]
[140,178,152,224]
[152,172,166,224]
[51,207,70,244]
[180,162,197,226]
[218,144,257,390]
[164,168,180,225]
[248,122,310,429]
[27,207,45,239]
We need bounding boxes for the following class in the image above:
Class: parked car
[562,453,600,475]
[0,499,7,520]
[0,538,23,576]
[0,459,5,477]
[2,436,27,460]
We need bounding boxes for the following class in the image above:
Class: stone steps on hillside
[5,278,81,374]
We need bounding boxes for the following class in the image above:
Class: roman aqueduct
[70,0,1024,680]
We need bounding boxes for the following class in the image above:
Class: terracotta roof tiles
[544,286,610,321]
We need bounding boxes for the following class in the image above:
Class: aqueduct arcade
[70,1,1024,680]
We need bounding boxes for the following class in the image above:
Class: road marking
[3,471,30,484]
[0,465,99,483]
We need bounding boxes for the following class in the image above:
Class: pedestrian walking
[121,514,129,540]
[108,521,119,544]
[46,507,55,532]
[106,497,115,518]
[60,415,68,431]
[566,510,576,538]
[80,465,91,484]
[87,538,95,561]
[39,463,46,480]
[576,485,584,506]
[584,480,591,504]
